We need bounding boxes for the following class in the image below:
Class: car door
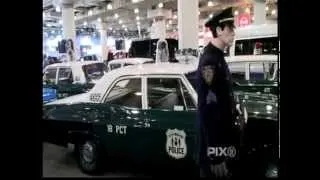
[97,76,145,159]
[140,75,197,168]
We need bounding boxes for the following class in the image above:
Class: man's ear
[216,26,222,36]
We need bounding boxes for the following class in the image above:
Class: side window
[235,37,279,56]
[44,68,57,83]
[147,78,195,111]
[105,78,142,108]
[180,81,196,110]
[185,71,197,90]
[110,63,121,70]
[58,68,73,84]
[228,62,246,81]
[249,63,265,80]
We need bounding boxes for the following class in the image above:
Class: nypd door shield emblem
[166,129,187,159]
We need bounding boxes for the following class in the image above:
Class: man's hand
[210,161,231,178]
[236,104,242,115]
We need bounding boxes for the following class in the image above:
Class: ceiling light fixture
[114,13,119,19]
[245,7,250,14]
[83,21,87,26]
[271,9,276,15]
[158,3,164,8]
[208,1,213,7]
[119,20,122,24]
[234,10,239,16]
[55,6,61,12]
[137,21,140,25]
[88,10,93,16]
[173,14,177,19]
[134,8,139,14]
[97,17,101,22]
[209,14,213,18]
[136,16,140,20]
[265,6,269,11]
[107,4,113,10]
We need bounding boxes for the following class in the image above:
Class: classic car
[226,55,279,95]
[42,61,106,99]
[106,57,154,72]
[42,63,278,177]
[227,23,278,57]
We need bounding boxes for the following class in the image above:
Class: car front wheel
[77,140,102,174]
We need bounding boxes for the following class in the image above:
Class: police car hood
[45,93,91,105]
[236,92,278,121]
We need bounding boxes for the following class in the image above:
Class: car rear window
[83,63,105,81]
[44,68,57,83]
[235,37,278,56]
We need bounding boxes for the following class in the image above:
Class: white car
[107,57,154,72]
[228,23,278,57]
[43,61,106,85]
[226,55,279,82]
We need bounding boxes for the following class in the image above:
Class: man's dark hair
[209,21,235,38]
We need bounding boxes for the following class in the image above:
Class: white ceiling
[43,0,277,37]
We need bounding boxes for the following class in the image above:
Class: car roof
[108,58,154,65]
[45,61,103,68]
[235,23,278,39]
[225,55,278,63]
[90,62,196,94]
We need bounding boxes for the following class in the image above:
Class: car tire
[77,140,103,175]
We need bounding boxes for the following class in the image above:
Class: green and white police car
[43,62,278,177]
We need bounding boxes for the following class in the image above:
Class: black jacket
[196,43,239,166]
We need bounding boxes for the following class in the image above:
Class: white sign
[207,146,237,158]
[106,124,127,135]
[116,125,127,135]
[107,125,113,133]
[166,129,187,159]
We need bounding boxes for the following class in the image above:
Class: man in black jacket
[195,7,240,178]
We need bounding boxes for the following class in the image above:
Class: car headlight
[265,164,278,178]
